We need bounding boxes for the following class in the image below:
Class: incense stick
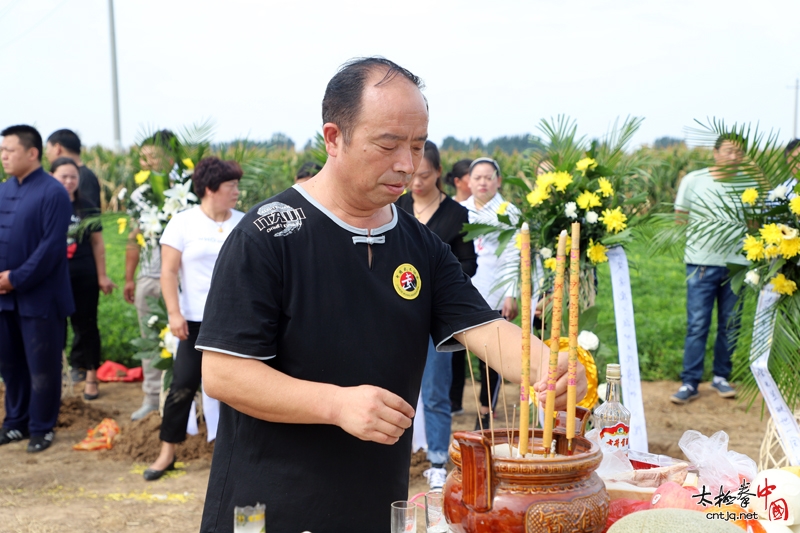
[543,231,568,454]
[567,222,581,454]
[518,222,532,457]
[496,326,512,448]
[463,332,483,433]
[512,404,517,455]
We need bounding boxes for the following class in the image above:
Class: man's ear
[322,122,343,158]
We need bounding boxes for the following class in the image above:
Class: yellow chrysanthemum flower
[599,207,627,234]
[526,187,550,207]
[136,233,146,247]
[742,235,765,261]
[536,172,557,191]
[764,245,780,259]
[597,177,614,198]
[576,190,602,210]
[790,196,800,216]
[497,201,509,216]
[182,158,194,170]
[159,326,169,339]
[760,223,783,246]
[771,273,797,296]
[160,348,173,359]
[514,233,522,250]
[741,188,758,205]
[575,157,598,176]
[116,217,128,235]
[544,258,557,271]
[587,239,608,264]
[553,171,573,193]
[779,237,800,259]
[134,170,151,185]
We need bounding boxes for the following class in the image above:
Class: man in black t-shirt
[197,58,588,533]
[45,129,102,208]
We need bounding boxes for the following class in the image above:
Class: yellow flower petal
[134,170,151,185]
[544,258,557,271]
[598,207,627,234]
[790,196,800,216]
[136,233,146,247]
[779,236,800,259]
[587,239,608,264]
[160,348,173,359]
[575,157,598,176]
[742,235,765,261]
[116,217,128,235]
[771,273,797,296]
[182,158,194,170]
[576,190,602,210]
[159,326,169,339]
[760,223,783,246]
[497,201,509,216]
[526,187,550,207]
[552,171,573,193]
[597,177,614,198]
[741,188,758,205]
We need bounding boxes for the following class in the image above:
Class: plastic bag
[678,430,757,493]
[602,498,651,532]
[73,418,120,451]
[586,428,634,479]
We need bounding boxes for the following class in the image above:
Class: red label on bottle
[599,422,630,450]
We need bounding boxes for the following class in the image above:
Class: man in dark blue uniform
[0,124,74,453]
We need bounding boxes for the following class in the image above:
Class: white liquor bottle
[593,364,631,453]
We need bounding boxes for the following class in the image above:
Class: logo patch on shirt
[253,202,306,236]
[393,263,421,300]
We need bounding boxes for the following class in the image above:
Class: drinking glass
[425,490,449,532]
[391,500,416,533]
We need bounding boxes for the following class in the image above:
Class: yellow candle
[543,230,567,453]
[518,223,531,456]
[567,222,581,442]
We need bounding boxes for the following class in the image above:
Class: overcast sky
[1,0,798,152]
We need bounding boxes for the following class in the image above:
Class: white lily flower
[147,315,159,327]
[585,211,599,224]
[130,184,151,208]
[564,201,578,219]
[117,187,127,201]
[578,330,599,351]
[161,331,179,354]
[139,208,162,238]
[768,185,789,202]
[539,247,553,260]
[164,180,198,207]
[745,270,760,286]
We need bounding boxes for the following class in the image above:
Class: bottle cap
[606,364,621,379]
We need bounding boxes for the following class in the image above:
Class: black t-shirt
[79,166,101,209]
[67,196,101,278]
[196,185,499,533]
[395,192,477,277]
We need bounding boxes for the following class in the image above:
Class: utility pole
[108,0,122,152]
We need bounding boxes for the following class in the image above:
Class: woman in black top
[51,158,116,400]
[395,141,476,490]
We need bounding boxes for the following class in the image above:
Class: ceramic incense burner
[444,408,609,533]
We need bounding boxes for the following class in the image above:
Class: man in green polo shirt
[671,135,748,404]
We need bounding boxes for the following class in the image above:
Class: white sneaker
[423,467,447,490]
[131,403,159,421]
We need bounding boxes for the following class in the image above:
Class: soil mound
[409,449,429,485]
[57,395,116,430]
[108,411,215,463]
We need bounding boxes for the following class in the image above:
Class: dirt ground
[0,380,770,533]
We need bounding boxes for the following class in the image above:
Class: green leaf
[462,223,502,242]
[502,176,531,193]
[495,228,517,257]
[496,213,512,226]
[152,357,174,371]
[130,337,158,350]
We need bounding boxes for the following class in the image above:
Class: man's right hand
[123,280,136,304]
[331,385,414,445]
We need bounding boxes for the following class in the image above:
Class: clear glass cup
[391,500,416,533]
[425,489,448,532]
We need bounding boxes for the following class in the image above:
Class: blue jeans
[421,337,453,465]
[681,265,740,389]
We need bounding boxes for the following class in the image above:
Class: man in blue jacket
[0,124,74,453]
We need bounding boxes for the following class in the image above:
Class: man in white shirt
[461,157,520,428]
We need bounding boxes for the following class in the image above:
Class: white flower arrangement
[578,330,600,351]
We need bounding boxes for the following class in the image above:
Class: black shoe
[474,413,490,431]
[0,427,29,445]
[27,431,54,453]
[70,368,87,383]
[143,459,176,481]
[83,381,99,401]
[451,404,464,415]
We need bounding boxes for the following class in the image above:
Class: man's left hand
[502,296,518,321]
[0,270,14,294]
[532,350,588,411]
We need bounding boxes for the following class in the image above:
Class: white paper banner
[411,392,427,453]
[606,246,648,453]
[750,288,800,466]
[202,386,219,442]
